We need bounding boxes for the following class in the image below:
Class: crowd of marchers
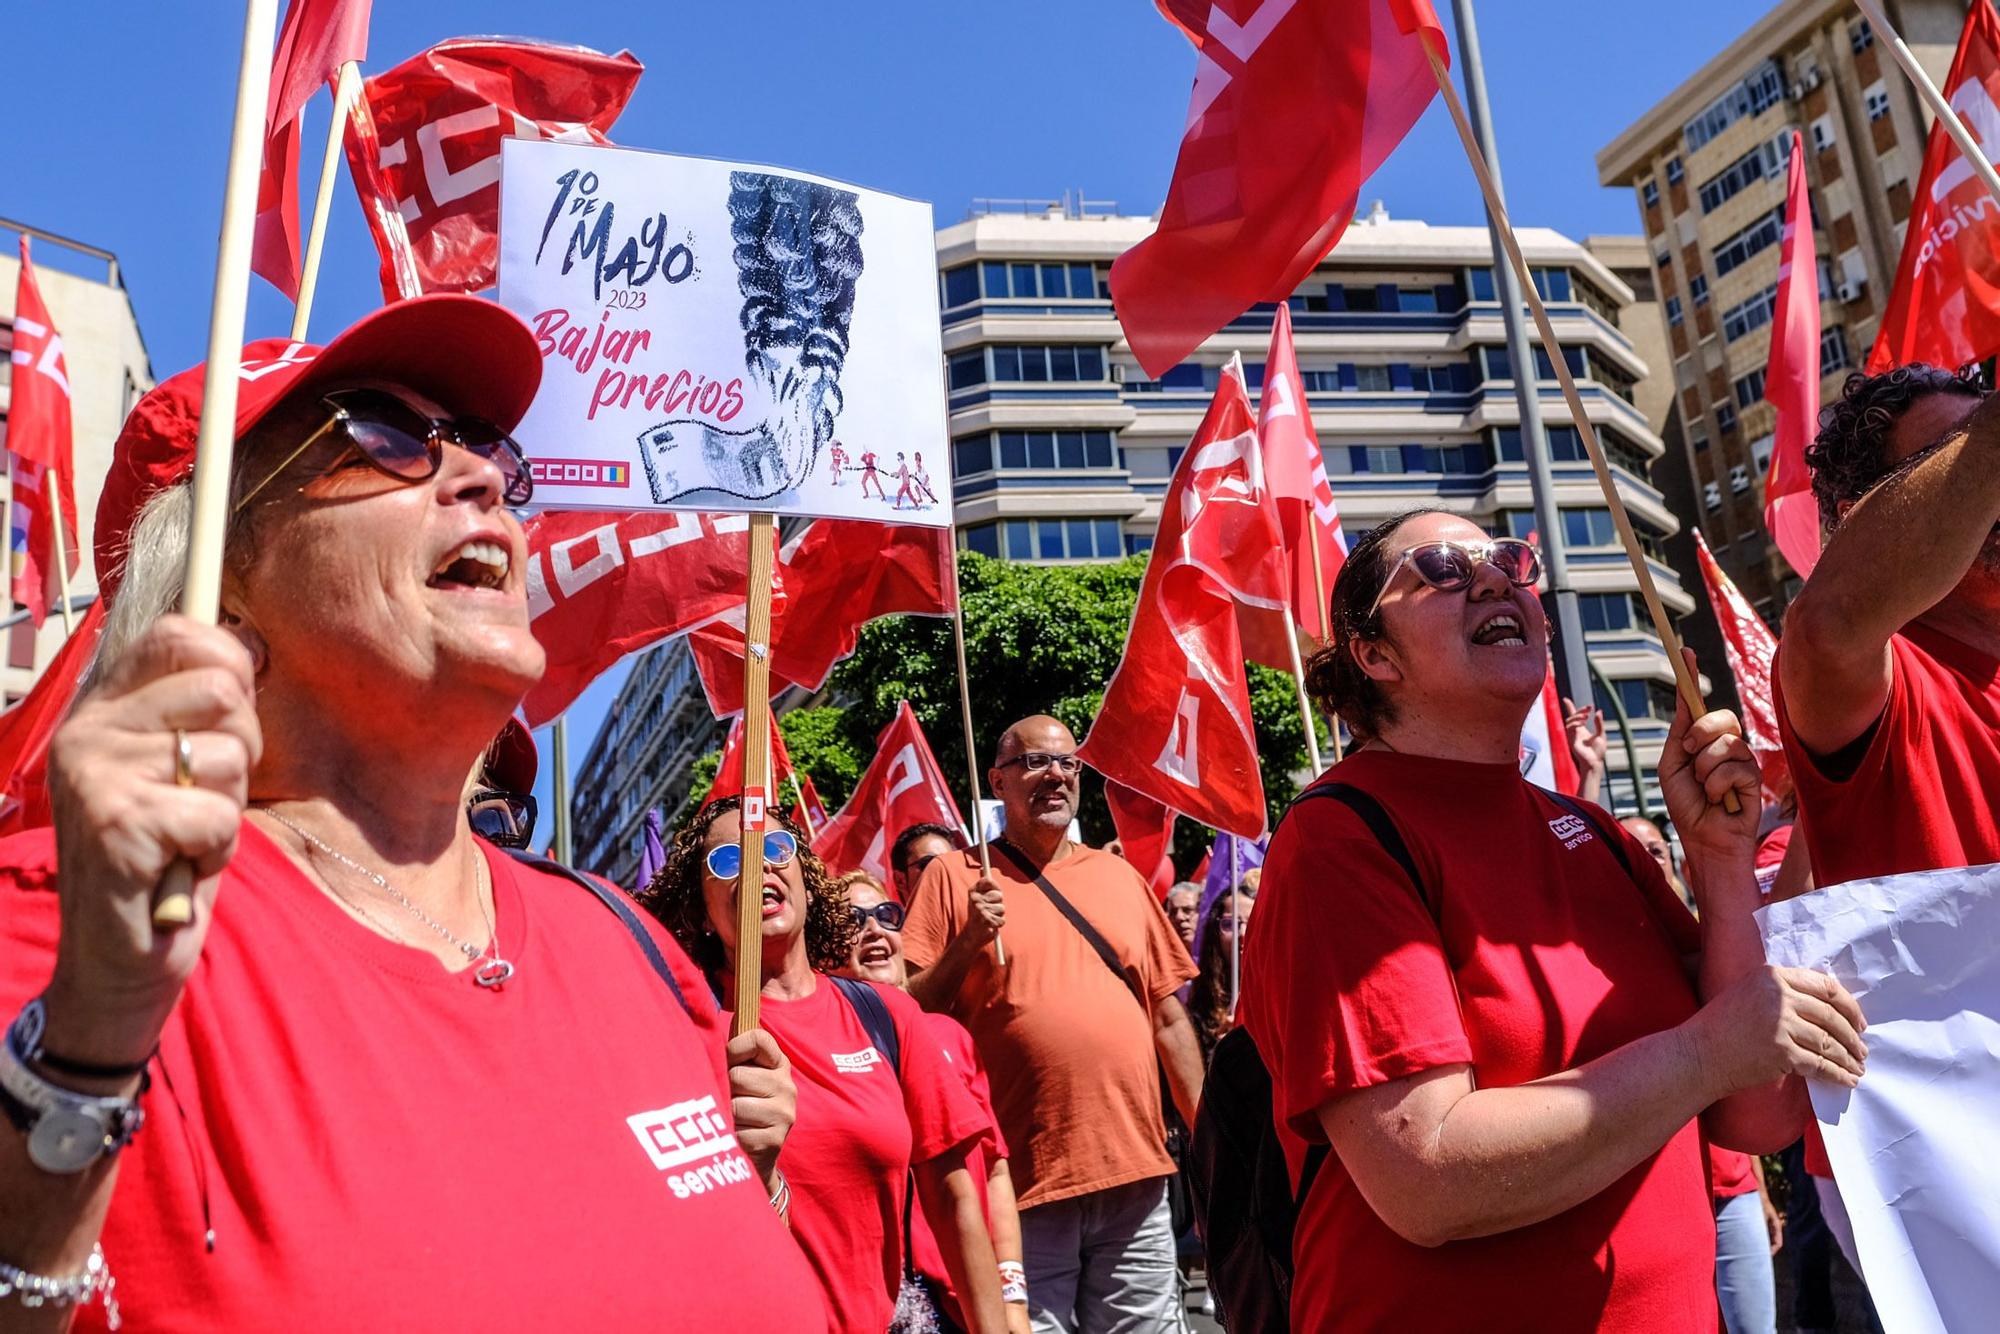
[1,294,1993,1334]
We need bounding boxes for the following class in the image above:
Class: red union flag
[252,0,372,299]
[343,38,643,299]
[1693,530,1786,788]
[813,703,965,881]
[518,510,750,725]
[1113,0,1447,377]
[1870,0,2000,372]
[709,712,795,805]
[790,772,831,833]
[687,520,956,717]
[0,600,104,833]
[1259,303,1348,638]
[1076,373,1282,839]
[8,238,80,626]
[1764,133,1822,578]
[1105,780,1178,898]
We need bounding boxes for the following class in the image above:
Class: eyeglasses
[236,388,535,513]
[909,853,940,880]
[851,902,906,931]
[704,830,799,881]
[996,751,1083,776]
[467,788,537,851]
[1366,538,1542,621]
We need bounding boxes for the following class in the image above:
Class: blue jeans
[1714,1190,1776,1334]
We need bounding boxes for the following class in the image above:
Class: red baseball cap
[95,294,543,597]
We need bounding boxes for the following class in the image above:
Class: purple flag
[635,808,667,893]
[1193,828,1265,961]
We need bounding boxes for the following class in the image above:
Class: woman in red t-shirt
[646,800,1007,1334]
[1240,508,1871,1334]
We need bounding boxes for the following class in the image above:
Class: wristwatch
[0,999,147,1174]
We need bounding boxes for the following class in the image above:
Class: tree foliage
[676,552,1330,872]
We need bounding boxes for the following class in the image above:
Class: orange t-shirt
[902,843,1196,1209]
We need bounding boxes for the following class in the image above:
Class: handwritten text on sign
[498,140,951,527]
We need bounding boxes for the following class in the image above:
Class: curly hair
[1302,507,1450,743]
[1807,364,1982,529]
[639,797,858,982]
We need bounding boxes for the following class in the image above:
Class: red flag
[1112,0,1447,377]
[1076,377,1281,839]
[1763,133,1823,579]
[1693,530,1787,790]
[790,771,831,833]
[813,703,966,881]
[1258,304,1348,639]
[9,239,80,625]
[1104,779,1178,899]
[1870,0,2000,373]
[1518,659,1580,796]
[688,520,956,717]
[342,38,642,300]
[709,712,795,806]
[251,0,372,299]
[518,510,752,726]
[0,600,105,833]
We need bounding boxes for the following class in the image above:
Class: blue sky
[7,0,1763,827]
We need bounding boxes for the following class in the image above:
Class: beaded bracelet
[0,1244,121,1329]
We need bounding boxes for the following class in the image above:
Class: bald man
[903,714,1200,1334]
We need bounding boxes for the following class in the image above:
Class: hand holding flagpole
[154,0,284,929]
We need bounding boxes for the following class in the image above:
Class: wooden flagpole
[733,513,778,1034]
[1854,0,2000,210]
[789,769,818,840]
[946,543,1003,966]
[45,484,75,637]
[153,0,284,929]
[1228,835,1241,1013]
[290,59,363,343]
[1306,538,1343,761]
[1421,35,1740,813]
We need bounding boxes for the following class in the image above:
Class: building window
[1821,324,1852,370]
[1362,445,1404,474]
[1665,157,1684,185]
[956,430,1118,474]
[979,260,1102,301]
[1407,363,1472,393]
[1722,284,1780,342]
[948,351,985,391]
[1811,115,1837,152]
[1354,364,1393,392]
[953,435,993,475]
[1399,287,1440,313]
[971,517,1125,562]
[1704,480,1723,510]
[1580,592,1642,632]
[1690,273,1710,307]
[1751,433,1776,474]
[1690,425,1710,453]
[1594,677,1681,723]
[1730,464,1751,493]
[1665,295,1684,327]
[1717,402,1739,433]
[1735,368,1768,407]
[1852,18,1874,54]
[942,265,979,309]
[986,344,1107,383]
[1697,133,1788,214]
[1468,266,1498,301]
[1865,83,1891,122]
[1684,59,1784,152]
[1713,205,1789,277]
[1642,180,1660,207]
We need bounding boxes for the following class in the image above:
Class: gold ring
[173,729,195,787]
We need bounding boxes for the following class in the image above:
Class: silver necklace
[265,811,516,989]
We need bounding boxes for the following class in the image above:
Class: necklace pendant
[474,957,516,990]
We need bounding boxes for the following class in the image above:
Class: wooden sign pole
[46,483,76,638]
[290,60,362,343]
[732,513,778,1034]
[1422,36,1739,813]
[946,544,1003,966]
[154,0,283,928]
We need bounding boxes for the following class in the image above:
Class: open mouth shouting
[1470,607,1530,649]
[428,536,512,592]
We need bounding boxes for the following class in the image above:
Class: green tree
[683,705,868,813]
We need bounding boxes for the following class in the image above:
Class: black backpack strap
[505,849,690,1016]
[1544,791,1634,881]
[829,975,901,1077]
[991,836,1147,1011]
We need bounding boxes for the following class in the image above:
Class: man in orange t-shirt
[903,714,1200,1334]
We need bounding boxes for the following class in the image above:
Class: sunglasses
[704,830,799,881]
[851,902,906,931]
[236,388,535,512]
[467,788,537,851]
[1366,538,1543,621]
[997,751,1083,776]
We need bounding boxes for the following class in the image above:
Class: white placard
[498,139,952,526]
[1758,863,2000,1334]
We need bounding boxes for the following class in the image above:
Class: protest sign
[497,138,951,526]
[1759,864,2000,1334]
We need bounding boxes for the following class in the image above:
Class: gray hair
[90,481,195,687]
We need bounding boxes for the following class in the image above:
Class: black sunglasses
[237,388,534,511]
[851,902,906,931]
[468,788,538,850]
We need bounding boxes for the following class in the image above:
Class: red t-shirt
[751,978,989,1334]
[0,824,827,1332]
[907,1010,1009,1329]
[1240,752,1715,1334]
[1775,623,2000,1177]
[1708,1143,1758,1200]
